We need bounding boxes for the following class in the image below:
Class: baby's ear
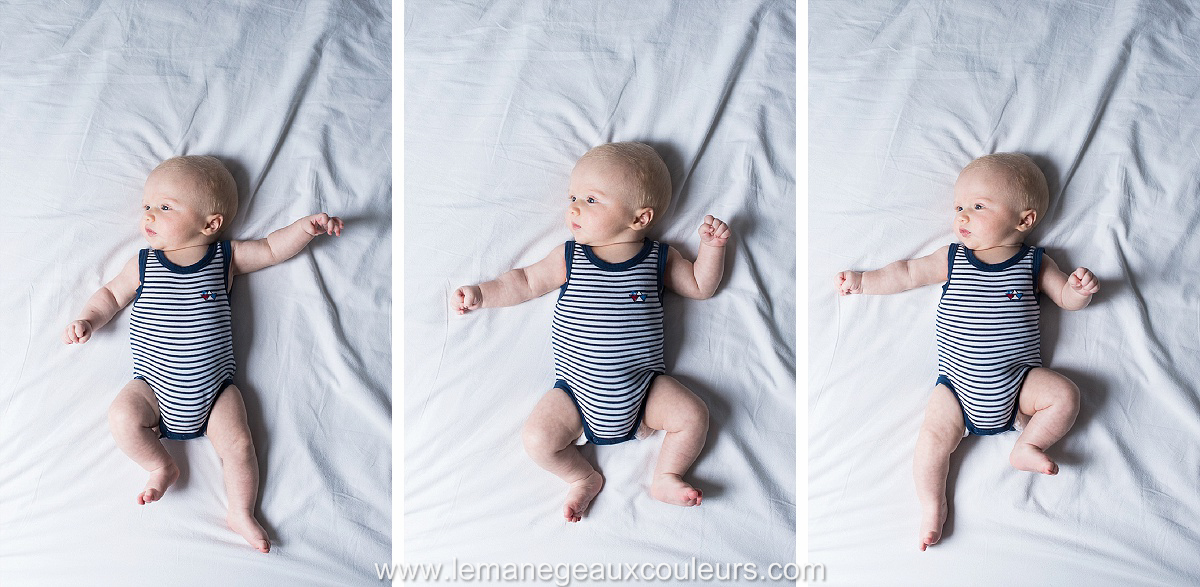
[203,214,225,235]
[632,207,654,230]
[1016,209,1037,232]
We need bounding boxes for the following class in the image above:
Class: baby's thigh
[108,379,160,428]
[207,385,253,448]
[1017,367,1080,416]
[642,376,708,432]
[523,388,583,442]
[920,384,965,440]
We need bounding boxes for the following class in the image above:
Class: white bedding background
[811,2,1200,584]
[405,0,796,577]
[0,2,390,584]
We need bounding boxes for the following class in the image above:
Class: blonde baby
[63,155,343,552]
[454,142,730,522]
[836,153,1099,550]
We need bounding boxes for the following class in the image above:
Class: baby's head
[953,153,1048,246]
[566,142,671,244]
[142,156,238,247]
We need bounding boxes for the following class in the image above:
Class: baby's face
[141,168,218,250]
[952,166,1031,250]
[565,157,641,245]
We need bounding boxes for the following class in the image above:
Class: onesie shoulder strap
[1031,246,1045,293]
[945,243,959,281]
[138,248,150,281]
[559,241,575,299]
[219,240,233,291]
[656,241,669,295]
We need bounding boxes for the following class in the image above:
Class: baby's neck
[158,242,214,266]
[587,239,646,264]
[969,242,1023,264]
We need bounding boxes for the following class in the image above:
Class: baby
[835,153,1099,551]
[453,142,730,522]
[62,155,344,553]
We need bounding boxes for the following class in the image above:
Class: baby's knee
[918,414,964,448]
[521,419,563,458]
[1054,379,1081,417]
[682,397,709,430]
[107,401,149,431]
[213,432,255,462]
[664,395,709,433]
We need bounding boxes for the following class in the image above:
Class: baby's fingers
[326,216,344,236]
[1072,268,1099,294]
[64,323,86,344]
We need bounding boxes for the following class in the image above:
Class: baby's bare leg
[1011,368,1079,475]
[521,388,602,522]
[108,379,179,505]
[642,376,709,507]
[913,384,964,551]
[206,385,270,553]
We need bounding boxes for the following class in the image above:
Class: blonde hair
[579,142,672,228]
[961,153,1049,227]
[152,155,239,232]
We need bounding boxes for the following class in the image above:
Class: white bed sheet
[0,2,391,584]
[404,0,796,577]
[810,1,1200,584]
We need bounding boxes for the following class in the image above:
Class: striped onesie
[551,238,667,445]
[935,243,1043,435]
[130,241,237,440]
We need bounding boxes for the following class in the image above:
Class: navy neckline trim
[154,241,219,273]
[962,244,1030,271]
[581,238,653,271]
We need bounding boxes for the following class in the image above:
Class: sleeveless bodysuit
[130,241,236,440]
[551,239,667,444]
[935,243,1043,435]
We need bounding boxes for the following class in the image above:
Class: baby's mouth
[145,226,157,236]
[571,222,581,230]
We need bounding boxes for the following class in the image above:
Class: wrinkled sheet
[0,2,391,584]
[405,0,797,574]
[810,1,1200,584]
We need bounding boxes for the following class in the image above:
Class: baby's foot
[227,512,271,553]
[137,463,180,505]
[1010,442,1058,475]
[563,470,604,523]
[919,499,948,551]
[650,473,703,507]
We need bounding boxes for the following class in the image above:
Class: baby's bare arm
[837,246,949,296]
[1037,254,1098,310]
[231,213,343,275]
[64,255,141,344]
[665,215,730,300]
[454,245,567,314]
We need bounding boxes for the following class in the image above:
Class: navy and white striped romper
[130,241,236,440]
[935,243,1043,435]
[551,239,667,445]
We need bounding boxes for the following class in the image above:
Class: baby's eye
[586,197,596,204]
[569,195,576,202]
[974,204,983,210]
[955,206,963,212]
[160,204,170,211]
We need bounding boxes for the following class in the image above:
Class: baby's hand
[836,270,863,296]
[1068,267,1099,296]
[699,215,731,247]
[454,285,483,315]
[63,320,93,345]
[302,213,344,237]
